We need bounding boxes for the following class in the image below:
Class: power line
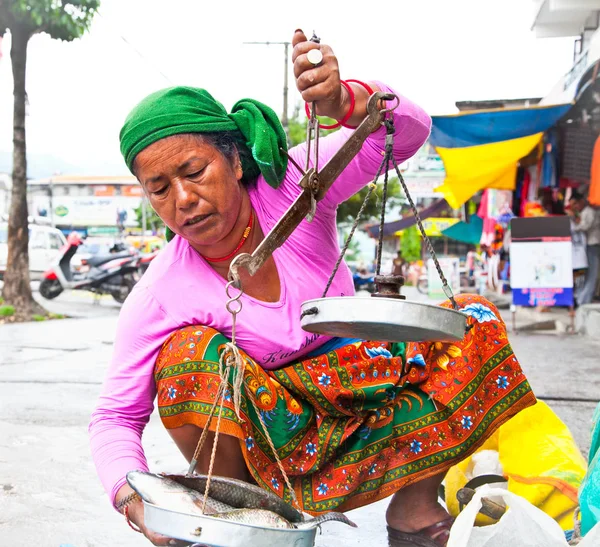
[96,11,173,85]
[243,41,291,134]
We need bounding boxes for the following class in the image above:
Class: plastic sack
[447,487,600,547]
[445,401,586,529]
[580,402,600,535]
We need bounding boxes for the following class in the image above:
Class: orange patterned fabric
[155,294,536,514]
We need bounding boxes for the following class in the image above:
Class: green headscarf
[119,86,288,189]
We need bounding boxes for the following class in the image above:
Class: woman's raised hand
[292,29,349,122]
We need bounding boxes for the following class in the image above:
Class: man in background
[392,251,407,278]
[569,192,600,305]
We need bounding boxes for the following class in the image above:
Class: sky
[0,0,577,176]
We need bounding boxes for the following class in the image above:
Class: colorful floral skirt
[154,294,536,515]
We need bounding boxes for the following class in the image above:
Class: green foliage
[0,304,15,317]
[287,108,339,147]
[0,0,100,40]
[32,313,46,321]
[48,312,65,319]
[337,177,404,224]
[400,225,422,263]
[286,105,405,224]
[135,200,163,232]
[339,237,362,264]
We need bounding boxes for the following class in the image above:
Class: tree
[134,199,162,234]
[287,105,404,225]
[0,0,99,319]
[400,225,422,264]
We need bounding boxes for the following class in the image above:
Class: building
[456,98,542,112]
[533,0,600,105]
[27,175,145,236]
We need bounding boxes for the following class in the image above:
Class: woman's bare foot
[386,474,451,533]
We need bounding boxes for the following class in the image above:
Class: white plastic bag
[447,487,600,547]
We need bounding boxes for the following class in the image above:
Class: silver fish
[126,471,234,515]
[131,472,357,530]
[164,473,303,523]
[210,509,357,530]
[209,508,295,529]
[296,512,358,530]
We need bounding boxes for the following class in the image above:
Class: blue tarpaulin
[441,215,483,244]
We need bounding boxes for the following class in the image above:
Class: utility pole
[243,41,291,142]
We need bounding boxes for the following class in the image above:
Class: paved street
[0,290,598,546]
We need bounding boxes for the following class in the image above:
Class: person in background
[568,192,600,305]
[465,246,480,283]
[392,250,407,277]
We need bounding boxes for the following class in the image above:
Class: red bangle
[304,79,355,130]
[341,80,375,129]
[124,504,143,534]
[345,79,374,95]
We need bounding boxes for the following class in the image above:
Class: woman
[89,30,536,547]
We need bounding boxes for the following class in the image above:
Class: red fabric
[589,135,600,207]
[520,170,531,217]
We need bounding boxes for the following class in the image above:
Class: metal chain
[320,149,387,298]
[320,116,459,309]
[389,152,459,310]
[375,125,394,276]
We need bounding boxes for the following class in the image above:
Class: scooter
[39,232,140,303]
[137,248,160,275]
[353,272,376,294]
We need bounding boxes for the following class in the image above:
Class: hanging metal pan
[143,501,317,547]
[300,297,468,342]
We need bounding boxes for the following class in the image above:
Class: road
[0,288,598,546]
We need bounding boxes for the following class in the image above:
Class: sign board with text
[510,217,573,307]
[427,257,460,300]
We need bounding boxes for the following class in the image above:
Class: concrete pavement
[1,298,599,546]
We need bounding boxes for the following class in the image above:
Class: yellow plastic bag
[444,401,587,530]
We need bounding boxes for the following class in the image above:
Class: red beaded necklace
[202,211,254,263]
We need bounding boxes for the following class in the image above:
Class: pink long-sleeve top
[89,82,432,506]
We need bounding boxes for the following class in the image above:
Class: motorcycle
[137,248,160,275]
[353,272,376,294]
[39,232,140,303]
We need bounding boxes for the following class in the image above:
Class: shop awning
[430,103,572,209]
[366,198,447,238]
[441,215,483,244]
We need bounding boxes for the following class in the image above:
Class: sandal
[387,517,455,547]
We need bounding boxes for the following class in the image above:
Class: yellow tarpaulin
[430,103,572,209]
[435,133,543,209]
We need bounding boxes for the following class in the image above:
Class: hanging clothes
[519,169,531,217]
[541,130,559,189]
[527,164,540,202]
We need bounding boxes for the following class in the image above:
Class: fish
[209,508,357,530]
[126,471,235,516]
[164,473,303,523]
[209,508,295,529]
[129,471,357,530]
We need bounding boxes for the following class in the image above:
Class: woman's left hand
[292,29,349,121]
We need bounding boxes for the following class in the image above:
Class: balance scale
[142,79,468,547]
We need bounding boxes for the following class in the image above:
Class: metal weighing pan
[300,297,468,342]
[144,501,318,547]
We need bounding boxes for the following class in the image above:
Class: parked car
[70,237,135,272]
[0,220,67,280]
